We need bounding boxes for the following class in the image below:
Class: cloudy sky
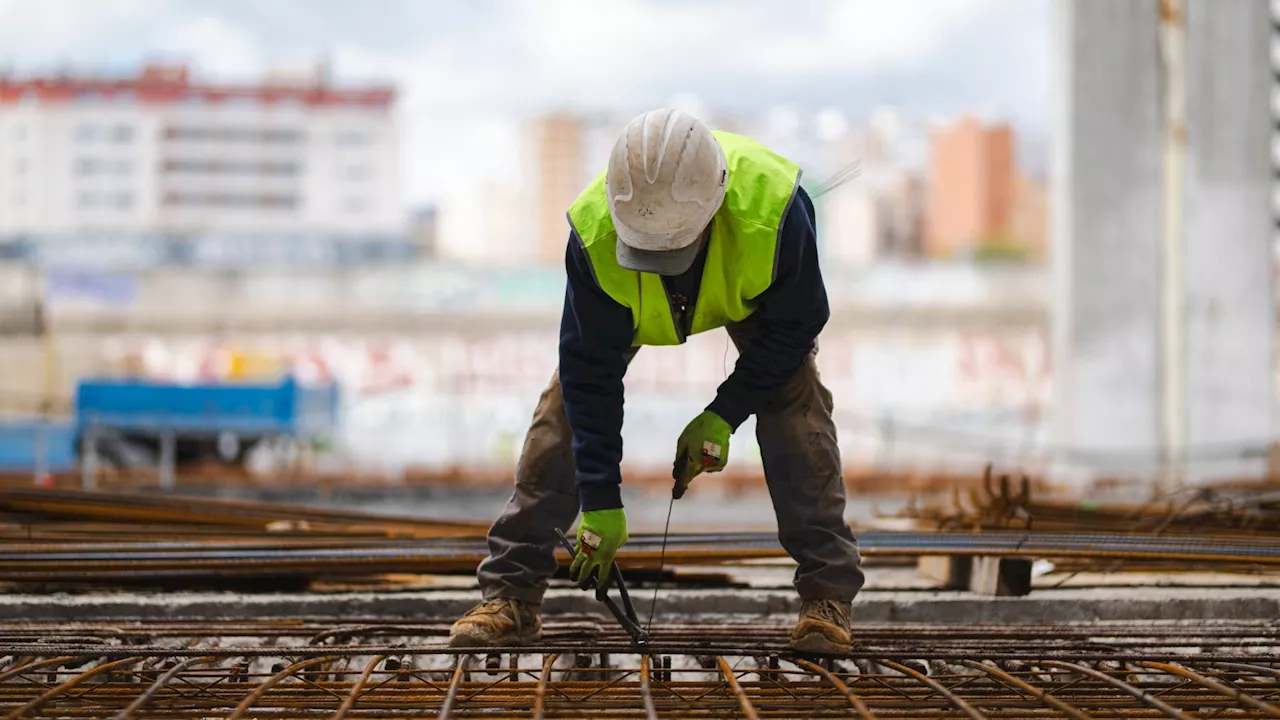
[0,0,1054,205]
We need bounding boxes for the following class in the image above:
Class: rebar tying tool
[555,527,649,647]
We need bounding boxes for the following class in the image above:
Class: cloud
[0,0,1052,203]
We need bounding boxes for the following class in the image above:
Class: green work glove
[672,410,732,499]
[569,508,629,589]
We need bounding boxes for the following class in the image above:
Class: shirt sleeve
[705,186,830,429]
[558,232,636,511]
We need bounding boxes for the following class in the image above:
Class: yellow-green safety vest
[566,131,802,347]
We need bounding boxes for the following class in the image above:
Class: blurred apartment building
[0,63,403,255]
[924,116,1047,261]
[533,113,587,265]
[438,109,749,268]
[818,114,926,269]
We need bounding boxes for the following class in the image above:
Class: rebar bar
[0,618,1272,718]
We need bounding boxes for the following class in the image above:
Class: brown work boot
[789,599,853,654]
[448,598,542,647]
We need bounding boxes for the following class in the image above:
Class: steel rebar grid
[0,618,1274,718]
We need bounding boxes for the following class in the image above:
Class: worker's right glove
[672,410,732,499]
[569,508,629,590]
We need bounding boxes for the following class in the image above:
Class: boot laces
[481,598,527,632]
[807,599,847,626]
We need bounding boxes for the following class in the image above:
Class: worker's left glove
[672,411,732,499]
[569,508,629,590]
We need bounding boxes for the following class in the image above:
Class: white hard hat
[606,108,727,275]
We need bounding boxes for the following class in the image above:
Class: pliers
[555,528,650,648]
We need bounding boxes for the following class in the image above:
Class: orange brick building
[924,117,1017,258]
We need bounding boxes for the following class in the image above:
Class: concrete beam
[1053,0,1275,476]
[1183,0,1274,458]
[1053,0,1164,458]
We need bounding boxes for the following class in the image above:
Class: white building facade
[0,64,403,248]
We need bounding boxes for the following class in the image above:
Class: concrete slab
[0,585,1275,624]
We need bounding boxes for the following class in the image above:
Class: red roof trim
[0,78,395,108]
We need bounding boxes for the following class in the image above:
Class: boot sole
[789,631,850,655]
[448,629,542,648]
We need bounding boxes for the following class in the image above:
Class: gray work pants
[476,321,866,603]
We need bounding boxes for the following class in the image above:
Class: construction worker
[449,109,865,654]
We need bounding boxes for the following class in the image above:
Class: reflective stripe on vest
[566,131,802,347]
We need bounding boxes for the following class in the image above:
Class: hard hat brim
[616,230,703,276]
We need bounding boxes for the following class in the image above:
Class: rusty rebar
[437,653,472,720]
[1041,660,1195,720]
[1138,660,1280,717]
[877,658,987,720]
[794,657,876,719]
[531,653,559,720]
[110,655,215,720]
[958,659,1093,720]
[0,619,1273,718]
[328,654,386,720]
[3,656,143,720]
[716,656,760,720]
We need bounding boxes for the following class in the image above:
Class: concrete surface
[1052,0,1275,478]
[1052,0,1164,462]
[0,585,1275,624]
[1183,0,1275,454]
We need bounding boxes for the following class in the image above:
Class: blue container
[0,420,76,473]
[75,376,339,439]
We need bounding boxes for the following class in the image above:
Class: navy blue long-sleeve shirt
[560,187,829,512]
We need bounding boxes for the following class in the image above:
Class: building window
[262,129,301,144]
[163,193,298,209]
[113,126,135,144]
[340,165,371,181]
[115,193,134,210]
[13,126,26,143]
[162,159,300,176]
[78,192,99,208]
[343,198,367,214]
[13,159,26,176]
[112,159,133,176]
[75,124,98,143]
[336,130,372,146]
[76,157,100,176]
[164,126,302,144]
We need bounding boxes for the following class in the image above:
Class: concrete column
[1183,0,1274,459]
[1052,0,1164,468]
[1054,0,1275,480]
